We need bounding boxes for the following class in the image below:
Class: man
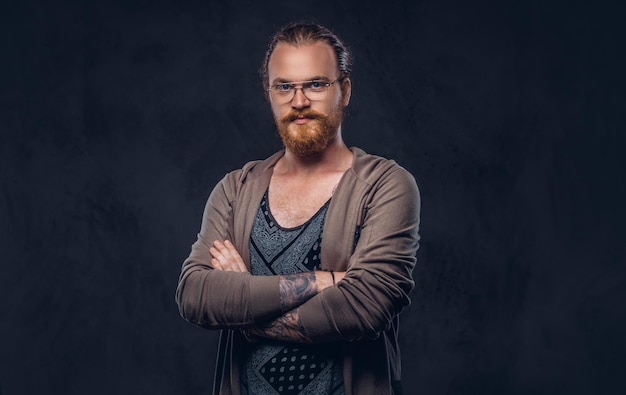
[176,23,420,395]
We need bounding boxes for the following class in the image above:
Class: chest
[268,176,339,229]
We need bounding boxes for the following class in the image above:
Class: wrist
[315,271,335,292]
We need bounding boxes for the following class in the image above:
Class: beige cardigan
[176,147,421,394]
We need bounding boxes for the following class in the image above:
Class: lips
[293,116,313,125]
[282,109,324,124]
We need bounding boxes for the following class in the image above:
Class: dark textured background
[1,0,625,394]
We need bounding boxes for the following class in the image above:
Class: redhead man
[176,22,420,395]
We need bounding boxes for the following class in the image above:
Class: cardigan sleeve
[299,166,420,342]
[175,171,283,329]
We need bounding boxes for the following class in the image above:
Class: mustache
[280,109,326,123]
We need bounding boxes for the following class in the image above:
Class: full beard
[276,107,344,158]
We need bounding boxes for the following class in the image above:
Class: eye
[309,81,326,90]
[276,83,293,92]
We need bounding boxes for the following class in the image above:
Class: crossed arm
[209,240,345,343]
[177,165,420,343]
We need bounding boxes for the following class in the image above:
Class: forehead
[268,41,339,83]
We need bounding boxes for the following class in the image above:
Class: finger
[214,240,246,272]
[211,258,224,271]
[223,240,247,272]
[208,247,224,269]
[209,245,232,270]
[212,241,246,272]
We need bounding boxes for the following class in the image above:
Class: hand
[209,240,248,272]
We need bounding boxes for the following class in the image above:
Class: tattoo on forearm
[249,309,311,343]
[279,272,318,312]
[248,272,318,343]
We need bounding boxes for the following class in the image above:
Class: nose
[291,87,311,109]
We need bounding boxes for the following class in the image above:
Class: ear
[341,77,352,107]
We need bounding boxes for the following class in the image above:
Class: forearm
[278,271,334,312]
[208,238,337,312]
[246,307,311,343]
[244,271,344,343]
[176,262,281,328]
[184,236,342,328]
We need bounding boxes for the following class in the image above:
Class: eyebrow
[270,75,332,85]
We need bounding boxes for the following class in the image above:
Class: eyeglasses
[268,77,343,104]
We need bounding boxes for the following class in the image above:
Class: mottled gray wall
[1,0,624,394]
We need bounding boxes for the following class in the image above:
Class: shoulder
[350,147,418,194]
[219,150,285,191]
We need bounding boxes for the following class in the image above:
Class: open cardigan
[176,147,421,394]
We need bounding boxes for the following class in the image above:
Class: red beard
[276,107,344,158]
